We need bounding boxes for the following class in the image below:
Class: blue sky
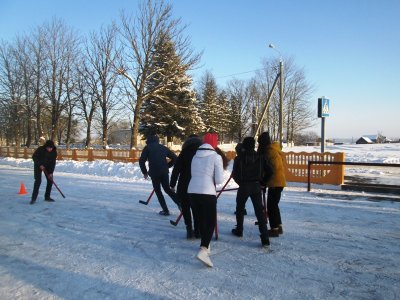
[1,0,399,139]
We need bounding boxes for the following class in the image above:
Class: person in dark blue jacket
[139,135,180,215]
[170,135,202,239]
[30,140,57,204]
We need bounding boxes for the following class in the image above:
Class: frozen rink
[1,144,399,299]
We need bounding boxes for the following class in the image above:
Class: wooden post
[107,149,113,161]
[72,149,78,161]
[57,149,63,160]
[88,149,94,161]
[337,152,345,185]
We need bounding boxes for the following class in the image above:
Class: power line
[215,67,266,79]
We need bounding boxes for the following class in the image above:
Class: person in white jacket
[188,133,224,267]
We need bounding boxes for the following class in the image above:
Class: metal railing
[307,161,400,191]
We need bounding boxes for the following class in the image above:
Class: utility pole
[279,59,284,149]
[269,43,284,148]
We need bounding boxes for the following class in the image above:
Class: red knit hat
[203,133,218,149]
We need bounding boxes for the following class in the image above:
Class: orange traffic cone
[18,182,28,195]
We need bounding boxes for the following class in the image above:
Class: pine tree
[197,72,221,133]
[216,90,233,142]
[140,36,204,141]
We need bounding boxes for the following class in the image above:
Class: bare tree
[14,35,38,146]
[0,41,24,146]
[28,26,47,143]
[255,57,314,144]
[118,0,200,147]
[226,79,259,141]
[84,24,121,149]
[42,18,80,141]
[285,68,315,144]
[75,60,98,148]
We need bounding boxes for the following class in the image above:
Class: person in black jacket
[30,140,57,204]
[170,135,202,239]
[139,135,180,216]
[231,136,273,247]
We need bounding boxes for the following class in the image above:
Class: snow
[1,144,400,299]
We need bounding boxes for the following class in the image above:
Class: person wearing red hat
[188,132,224,267]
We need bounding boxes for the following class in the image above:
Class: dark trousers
[177,189,198,232]
[32,166,52,200]
[189,193,216,248]
[235,182,268,238]
[151,173,179,212]
[267,187,284,229]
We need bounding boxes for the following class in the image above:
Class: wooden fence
[0,146,345,185]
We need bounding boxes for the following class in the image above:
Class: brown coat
[264,142,286,187]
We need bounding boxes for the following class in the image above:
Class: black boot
[45,197,55,202]
[268,228,280,237]
[260,234,270,247]
[231,227,243,237]
[30,198,36,205]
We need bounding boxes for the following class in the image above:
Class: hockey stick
[255,187,268,225]
[214,175,233,240]
[169,185,238,226]
[43,169,66,198]
[139,189,155,205]
[169,212,183,226]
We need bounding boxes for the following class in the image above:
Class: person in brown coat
[257,132,286,236]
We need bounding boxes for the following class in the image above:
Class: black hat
[242,137,255,150]
[258,132,271,146]
[44,140,55,148]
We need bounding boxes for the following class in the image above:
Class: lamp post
[269,43,284,148]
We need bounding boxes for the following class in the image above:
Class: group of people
[30,132,286,268]
[139,131,286,268]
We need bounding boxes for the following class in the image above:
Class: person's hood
[182,136,202,150]
[235,143,243,155]
[146,135,159,145]
[258,132,271,146]
[195,143,216,157]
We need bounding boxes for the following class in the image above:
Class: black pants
[235,182,268,238]
[177,189,198,232]
[32,166,52,200]
[267,187,284,229]
[151,173,179,212]
[189,193,216,248]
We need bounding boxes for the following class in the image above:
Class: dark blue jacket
[139,135,177,177]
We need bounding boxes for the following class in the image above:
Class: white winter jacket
[188,143,224,195]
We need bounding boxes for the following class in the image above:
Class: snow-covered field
[0,144,399,299]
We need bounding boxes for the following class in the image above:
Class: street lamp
[269,43,284,149]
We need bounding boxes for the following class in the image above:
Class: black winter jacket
[232,148,273,186]
[32,145,57,173]
[170,136,202,193]
[139,135,177,177]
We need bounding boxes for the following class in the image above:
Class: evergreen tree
[215,90,233,142]
[140,36,204,141]
[197,72,221,133]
